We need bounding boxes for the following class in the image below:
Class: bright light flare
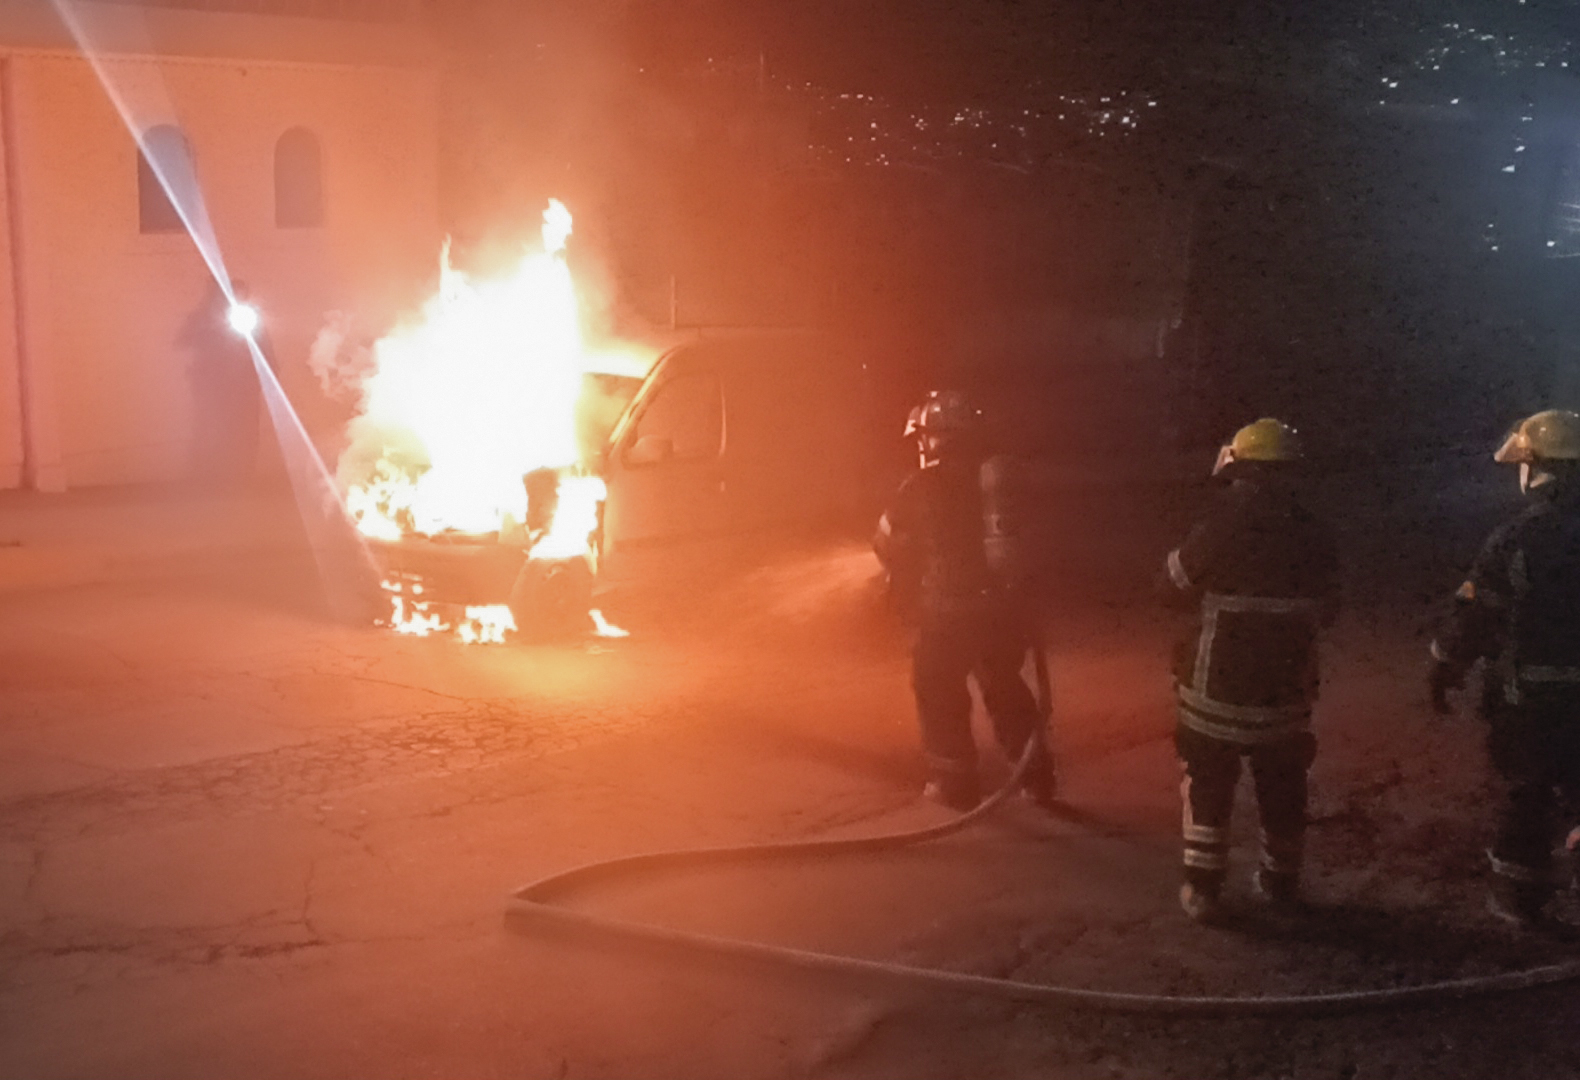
[227,302,260,337]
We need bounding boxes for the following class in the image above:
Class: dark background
[116,0,1580,459]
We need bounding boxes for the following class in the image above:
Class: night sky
[417,0,1580,454]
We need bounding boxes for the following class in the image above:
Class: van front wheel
[508,557,596,642]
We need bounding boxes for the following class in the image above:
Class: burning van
[331,202,874,643]
[359,359,647,642]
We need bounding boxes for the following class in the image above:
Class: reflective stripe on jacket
[1163,478,1339,745]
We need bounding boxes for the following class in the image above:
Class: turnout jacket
[875,453,1025,621]
[1164,478,1339,744]
[1432,484,1580,710]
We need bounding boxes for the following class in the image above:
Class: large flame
[334,200,628,643]
[348,200,585,540]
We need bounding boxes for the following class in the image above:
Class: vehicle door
[601,369,727,553]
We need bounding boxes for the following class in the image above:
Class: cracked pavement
[0,551,1002,1078]
[6,472,1580,1079]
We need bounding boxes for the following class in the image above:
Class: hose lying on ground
[505,650,1580,1016]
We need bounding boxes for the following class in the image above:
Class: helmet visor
[1494,421,1533,465]
[1211,444,1236,476]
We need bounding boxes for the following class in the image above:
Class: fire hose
[505,640,1580,1016]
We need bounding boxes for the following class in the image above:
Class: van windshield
[576,372,643,463]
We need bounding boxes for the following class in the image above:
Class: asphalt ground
[4,460,1579,1079]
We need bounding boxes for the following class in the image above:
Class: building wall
[1,47,436,487]
[0,72,23,489]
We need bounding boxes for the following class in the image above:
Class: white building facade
[0,0,438,488]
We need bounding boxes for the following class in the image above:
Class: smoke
[307,311,378,406]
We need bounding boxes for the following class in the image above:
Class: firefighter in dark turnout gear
[1430,409,1580,927]
[1163,419,1339,921]
[874,391,1055,811]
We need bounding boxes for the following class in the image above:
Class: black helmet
[904,390,980,465]
[905,390,979,436]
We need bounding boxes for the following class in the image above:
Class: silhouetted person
[181,280,271,488]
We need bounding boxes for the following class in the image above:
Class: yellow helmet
[1213,418,1302,476]
[1494,409,1580,464]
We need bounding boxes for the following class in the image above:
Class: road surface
[4,465,1579,1079]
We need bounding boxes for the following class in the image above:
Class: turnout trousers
[1485,692,1580,911]
[1176,723,1317,894]
[912,604,1050,804]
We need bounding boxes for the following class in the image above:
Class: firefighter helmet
[1213,418,1302,476]
[905,390,980,465]
[905,390,979,438]
[1494,409,1580,465]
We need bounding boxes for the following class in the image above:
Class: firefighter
[1429,408,1580,927]
[1163,418,1339,922]
[873,390,1055,811]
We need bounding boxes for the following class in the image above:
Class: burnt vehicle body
[368,331,880,634]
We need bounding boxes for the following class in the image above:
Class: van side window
[633,375,722,461]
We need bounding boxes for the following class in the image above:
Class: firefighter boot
[1179,882,1223,924]
[921,750,980,811]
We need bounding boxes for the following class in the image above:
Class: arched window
[137,125,194,234]
[274,127,324,228]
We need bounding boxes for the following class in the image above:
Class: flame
[542,197,573,255]
[589,608,631,638]
[458,605,517,645]
[377,579,517,644]
[382,580,448,637]
[529,474,607,562]
[344,201,585,540]
[338,200,625,644]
